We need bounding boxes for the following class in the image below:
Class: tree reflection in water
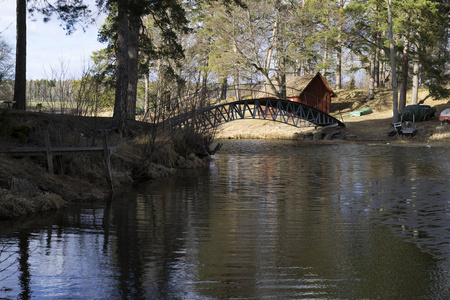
[0,142,449,299]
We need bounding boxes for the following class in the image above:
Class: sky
[0,0,106,80]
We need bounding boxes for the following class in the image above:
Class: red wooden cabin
[256,72,336,114]
[286,72,335,114]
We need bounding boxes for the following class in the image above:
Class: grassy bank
[0,110,210,220]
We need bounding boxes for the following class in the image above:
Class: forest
[0,0,449,127]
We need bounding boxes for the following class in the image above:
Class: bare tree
[208,0,293,98]
[0,37,13,84]
[38,59,75,113]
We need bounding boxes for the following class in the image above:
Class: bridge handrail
[162,97,344,129]
[163,84,330,113]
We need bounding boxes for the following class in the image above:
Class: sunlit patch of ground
[216,89,450,147]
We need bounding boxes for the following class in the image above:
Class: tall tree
[112,0,129,130]
[411,0,449,100]
[398,36,409,111]
[410,42,419,104]
[126,13,140,120]
[13,0,27,110]
[387,0,398,122]
[99,0,190,129]
[335,0,345,89]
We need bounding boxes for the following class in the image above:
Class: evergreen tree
[97,0,190,129]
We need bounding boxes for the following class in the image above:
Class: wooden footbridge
[161,74,344,129]
[164,97,345,129]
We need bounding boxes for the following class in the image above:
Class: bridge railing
[174,84,331,112]
[165,97,344,129]
[141,83,333,127]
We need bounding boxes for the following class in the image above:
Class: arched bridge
[164,98,345,129]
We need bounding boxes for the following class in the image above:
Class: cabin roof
[255,72,336,98]
[286,73,336,98]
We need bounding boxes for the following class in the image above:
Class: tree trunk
[335,0,344,90]
[265,20,277,71]
[375,48,380,88]
[388,0,399,122]
[322,36,328,80]
[379,51,385,88]
[277,54,286,99]
[156,59,163,108]
[113,0,129,130]
[275,1,286,99]
[366,52,375,100]
[144,71,149,114]
[201,59,208,106]
[13,0,27,110]
[411,42,420,105]
[232,28,240,101]
[261,71,279,97]
[126,13,140,120]
[336,46,342,90]
[220,77,227,101]
[398,37,409,112]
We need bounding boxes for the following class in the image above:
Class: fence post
[102,130,114,192]
[44,130,55,174]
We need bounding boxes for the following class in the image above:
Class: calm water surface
[1,141,449,299]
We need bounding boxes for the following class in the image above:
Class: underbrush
[130,126,214,182]
[0,183,67,220]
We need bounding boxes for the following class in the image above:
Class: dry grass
[216,119,313,140]
[0,189,35,219]
[429,129,450,140]
[0,188,67,219]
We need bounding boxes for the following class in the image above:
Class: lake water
[1,140,449,299]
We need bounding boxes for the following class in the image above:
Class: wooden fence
[0,130,115,191]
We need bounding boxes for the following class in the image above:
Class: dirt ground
[216,88,450,147]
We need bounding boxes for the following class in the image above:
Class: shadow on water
[1,141,449,299]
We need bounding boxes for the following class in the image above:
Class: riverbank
[1,88,449,219]
[216,89,450,147]
[0,110,209,219]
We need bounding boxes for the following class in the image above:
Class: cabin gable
[287,72,335,113]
